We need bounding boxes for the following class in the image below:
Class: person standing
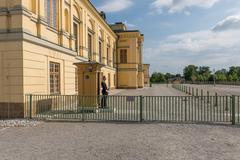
[101,76,108,108]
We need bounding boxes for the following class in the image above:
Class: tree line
[150,65,240,83]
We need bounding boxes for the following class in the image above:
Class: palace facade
[0,0,149,118]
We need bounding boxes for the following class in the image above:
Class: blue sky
[91,0,240,74]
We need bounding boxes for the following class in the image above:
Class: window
[108,73,111,88]
[73,23,78,52]
[99,41,102,63]
[114,74,116,86]
[107,47,110,65]
[88,33,92,60]
[75,68,78,92]
[50,62,60,94]
[45,0,57,28]
[120,49,127,63]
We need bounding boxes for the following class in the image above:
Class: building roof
[87,1,144,37]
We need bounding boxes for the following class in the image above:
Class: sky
[90,0,240,74]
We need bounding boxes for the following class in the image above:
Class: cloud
[144,15,240,74]
[212,15,240,32]
[150,0,220,14]
[97,0,133,13]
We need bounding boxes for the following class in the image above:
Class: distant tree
[183,65,198,81]
[165,73,173,81]
[150,72,166,83]
[198,66,211,81]
[215,69,227,81]
[175,74,181,78]
[228,67,239,81]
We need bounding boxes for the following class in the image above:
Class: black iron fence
[25,94,240,125]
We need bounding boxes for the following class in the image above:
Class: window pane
[99,41,102,62]
[88,34,92,60]
[52,0,57,28]
[50,62,60,94]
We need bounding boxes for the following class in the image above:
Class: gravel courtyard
[184,84,240,96]
[112,84,187,96]
[0,122,240,160]
[1,85,240,160]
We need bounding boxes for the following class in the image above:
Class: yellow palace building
[0,0,150,118]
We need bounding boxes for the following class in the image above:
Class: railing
[185,81,240,86]
[25,94,240,125]
[143,96,232,123]
[25,95,140,122]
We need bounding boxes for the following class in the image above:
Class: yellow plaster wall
[117,71,138,89]
[143,64,150,85]
[0,41,23,103]
[116,31,144,89]
[101,67,116,89]
[0,0,146,103]
[22,41,77,95]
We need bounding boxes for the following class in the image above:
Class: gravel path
[115,84,187,96]
[185,84,240,96]
[0,122,240,160]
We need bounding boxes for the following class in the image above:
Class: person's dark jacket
[101,81,108,95]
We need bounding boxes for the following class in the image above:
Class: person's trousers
[101,95,107,108]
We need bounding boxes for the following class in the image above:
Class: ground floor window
[50,62,60,94]
[108,73,111,88]
[75,68,78,92]
[114,74,116,86]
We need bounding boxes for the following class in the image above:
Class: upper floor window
[120,49,127,63]
[99,41,102,63]
[73,22,79,52]
[88,33,93,60]
[107,47,110,65]
[45,0,57,28]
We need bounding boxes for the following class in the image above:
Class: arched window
[88,19,94,60]
[64,9,69,32]
[45,0,58,28]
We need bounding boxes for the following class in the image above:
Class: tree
[215,69,227,81]
[183,65,198,81]
[228,67,239,81]
[150,72,166,83]
[198,66,211,81]
[165,73,173,81]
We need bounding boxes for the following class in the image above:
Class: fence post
[215,93,218,106]
[140,96,143,122]
[207,91,210,103]
[185,97,187,121]
[232,95,236,125]
[29,94,32,119]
